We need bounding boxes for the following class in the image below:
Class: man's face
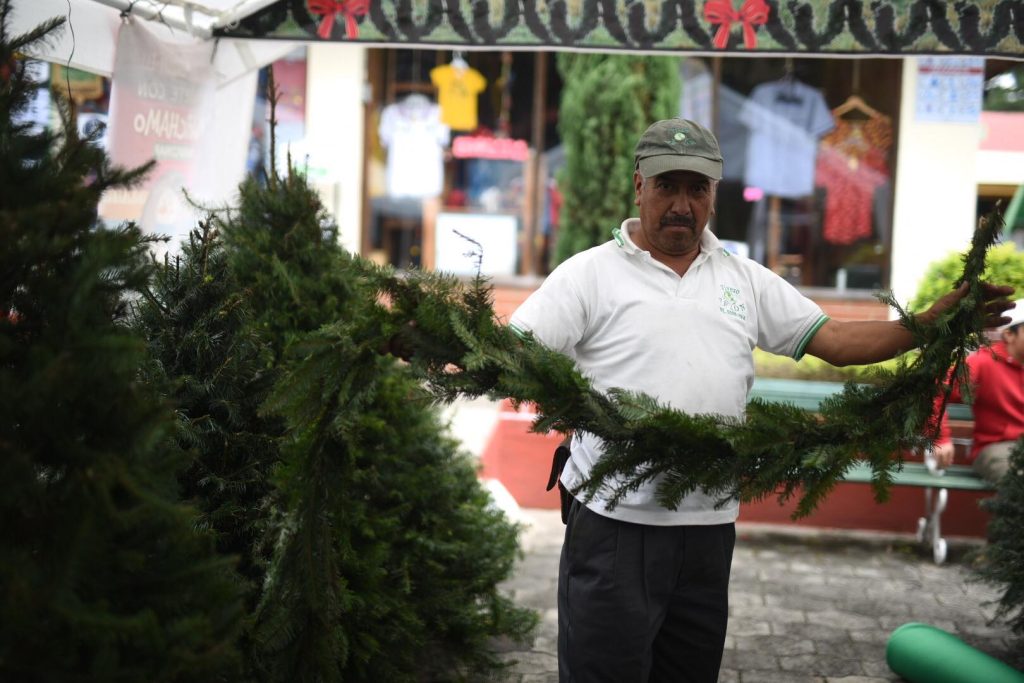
[633,170,716,258]
[1003,325,1024,364]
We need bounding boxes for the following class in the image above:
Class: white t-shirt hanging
[378,95,450,198]
[739,80,834,198]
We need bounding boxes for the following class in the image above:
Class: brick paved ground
[496,509,1023,683]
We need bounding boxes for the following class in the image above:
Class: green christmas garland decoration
[369,211,1003,519]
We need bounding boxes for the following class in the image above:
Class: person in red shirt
[933,299,1024,482]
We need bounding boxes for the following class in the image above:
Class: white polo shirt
[510,218,828,526]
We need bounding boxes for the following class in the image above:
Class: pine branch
[369,207,1004,519]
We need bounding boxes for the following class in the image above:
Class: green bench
[749,378,996,564]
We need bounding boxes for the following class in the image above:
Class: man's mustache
[660,215,696,229]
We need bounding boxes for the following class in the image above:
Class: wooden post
[525,51,549,275]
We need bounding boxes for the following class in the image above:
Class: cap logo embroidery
[669,128,697,147]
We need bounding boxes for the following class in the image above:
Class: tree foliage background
[553,53,681,267]
[911,242,1024,312]
[984,65,1024,112]
[0,9,244,681]
[976,439,1024,652]
[4,5,535,681]
[133,94,536,683]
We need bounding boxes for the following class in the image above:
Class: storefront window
[697,57,901,291]
[364,48,560,276]
[361,50,901,291]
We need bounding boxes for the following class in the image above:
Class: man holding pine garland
[508,118,1015,683]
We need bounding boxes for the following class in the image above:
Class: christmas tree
[553,53,680,266]
[0,6,243,680]
[132,221,281,670]
[977,438,1024,641]
[123,80,534,679]
[231,162,534,680]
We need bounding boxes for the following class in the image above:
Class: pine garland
[371,210,1004,519]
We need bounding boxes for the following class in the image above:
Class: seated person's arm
[931,362,969,469]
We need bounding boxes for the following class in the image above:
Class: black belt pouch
[546,437,573,524]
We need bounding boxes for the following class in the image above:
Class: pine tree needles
[374,210,1004,519]
[1,6,244,679]
[977,437,1024,639]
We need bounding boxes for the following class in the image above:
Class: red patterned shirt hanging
[815,117,893,245]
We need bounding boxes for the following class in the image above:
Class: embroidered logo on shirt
[719,285,747,321]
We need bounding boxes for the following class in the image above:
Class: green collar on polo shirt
[612,226,630,249]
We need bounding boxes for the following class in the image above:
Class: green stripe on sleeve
[508,322,529,340]
[793,315,830,361]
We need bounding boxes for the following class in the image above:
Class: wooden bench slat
[749,378,975,421]
[842,462,994,491]
[747,377,989,564]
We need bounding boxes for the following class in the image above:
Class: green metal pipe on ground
[887,622,1024,683]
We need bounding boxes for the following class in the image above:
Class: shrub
[911,242,1024,312]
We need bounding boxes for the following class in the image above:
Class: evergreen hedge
[912,242,1024,311]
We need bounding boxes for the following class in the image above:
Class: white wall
[890,57,983,309]
[977,149,1024,186]
[305,43,367,255]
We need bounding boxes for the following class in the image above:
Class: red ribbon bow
[703,0,770,49]
[308,0,369,40]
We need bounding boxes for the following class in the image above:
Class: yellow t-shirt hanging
[430,64,487,132]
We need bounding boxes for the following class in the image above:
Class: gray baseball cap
[634,118,724,180]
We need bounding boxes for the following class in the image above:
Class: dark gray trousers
[557,499,735,683]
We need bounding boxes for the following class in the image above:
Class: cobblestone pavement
[496,509,1022,683]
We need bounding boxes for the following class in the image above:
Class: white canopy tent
[12,0,296,85]
[11,0,366,254]
[9,0,318,250]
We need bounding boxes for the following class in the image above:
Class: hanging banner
[217,0,1024,57]
[99,20,217,249]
